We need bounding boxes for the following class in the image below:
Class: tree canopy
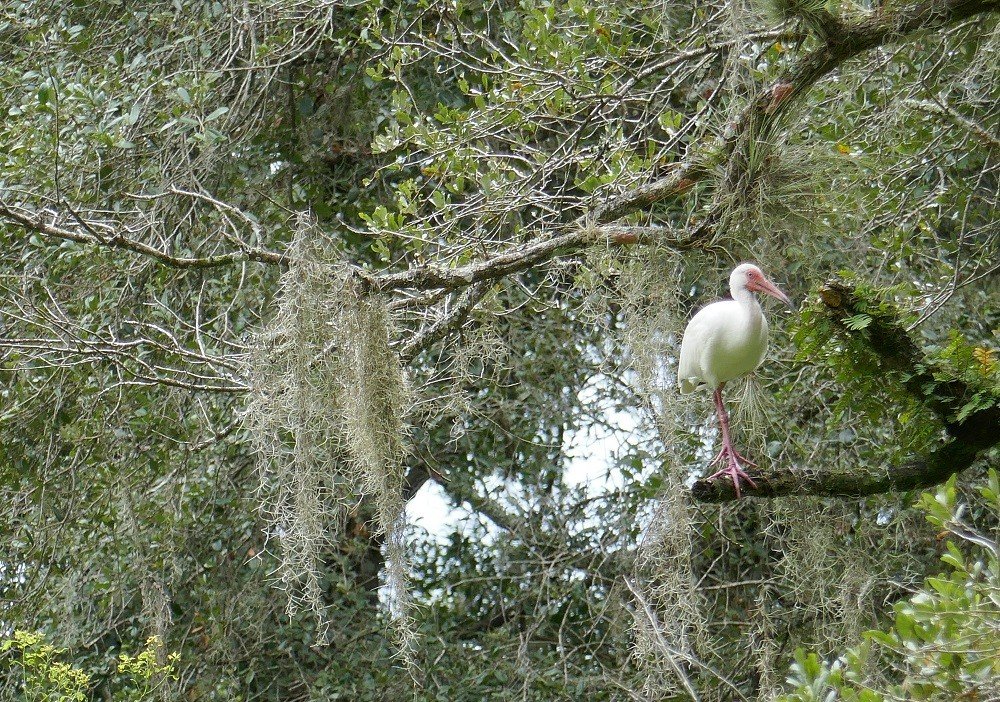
[1,0,997,699]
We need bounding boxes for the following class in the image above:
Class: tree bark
[692,438,986,502]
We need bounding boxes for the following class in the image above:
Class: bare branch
[373,223,696,293]
[8,0,995,293]
[584,167,702,226]
[905,98,1000,149]
[0,201,283,268]
[623,577,749,702]
[0,335,248,393]
[428,469,520,533]
[398,281,493,363]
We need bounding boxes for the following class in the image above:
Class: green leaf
[843,313,872,331]
[126,101,142,125]
[205,106,228,121]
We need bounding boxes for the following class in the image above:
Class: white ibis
[678,263,792,497]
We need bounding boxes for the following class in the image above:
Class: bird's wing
[677,304,722,393]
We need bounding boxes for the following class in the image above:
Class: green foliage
[933,332,1000,423]
[794,279,885,370]
[790,278,938,460]
[116,636,181,701]
[784,646,883,702]
[760,0,842,38]
[2,631,180,702]
[2,631,91,702]
[779,472,1000,701]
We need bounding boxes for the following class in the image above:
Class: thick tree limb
[428,467,519,533]
[691,280,1000,502]
[818,280,1000,445]
[371,224,695,293]
[584,168,702,227]
[691,438,987,502]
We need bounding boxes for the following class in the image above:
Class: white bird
[678,263,792,497]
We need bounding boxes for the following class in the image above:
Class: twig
[623,577,750,702]
[0,201,282,268]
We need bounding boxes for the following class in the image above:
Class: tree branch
[623,577,749,702]
[429,469,520,533]
[372,224,696,293]
[0,201,284,269]
[818,280,1000,445]
[8,0,994,290]
[691,438,987,502]
[906,97,1000,149]
[398,281,493,363]
[374,0,998,295]
[602,0,999,221]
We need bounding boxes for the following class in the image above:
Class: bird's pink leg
[704,385,758,498]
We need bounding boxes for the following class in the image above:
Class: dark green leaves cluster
[791,277,939,459]
[780,471,1000,701]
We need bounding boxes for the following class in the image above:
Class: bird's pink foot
[705,446,758,498]
[708,445,757,469]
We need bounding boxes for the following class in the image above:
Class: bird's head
[731,263,793,308]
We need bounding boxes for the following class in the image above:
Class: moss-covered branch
[0,201,284,268]
[691,438,986,502]
[818,280,1000,446]
[582,0,1000,231]
[7,0,995,299]
[377,0,998,298]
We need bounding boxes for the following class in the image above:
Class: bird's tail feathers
[678,377,702,394]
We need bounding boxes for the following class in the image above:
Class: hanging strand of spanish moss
[245,216,412,648]
[247,224,343,636]
[338,290,416,659]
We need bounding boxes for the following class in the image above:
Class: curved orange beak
[750,276,793,309]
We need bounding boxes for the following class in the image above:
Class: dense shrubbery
[781,472,1000,701]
